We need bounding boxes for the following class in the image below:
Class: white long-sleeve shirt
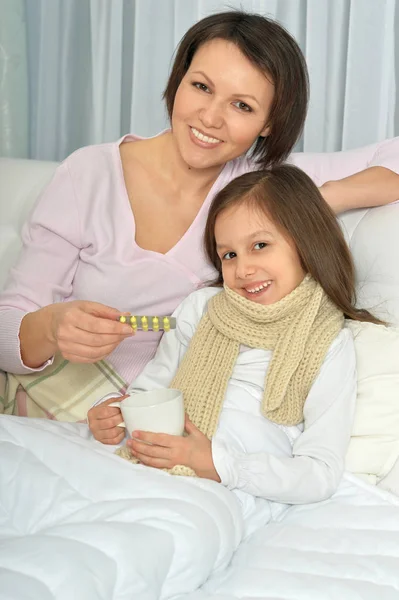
[128,287,357,511]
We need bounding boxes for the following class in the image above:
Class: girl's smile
[242,279,272,300]
[215,202,306,305]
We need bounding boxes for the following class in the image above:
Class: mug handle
[108,401,126,428]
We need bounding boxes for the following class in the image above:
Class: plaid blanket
[0,354,128,421]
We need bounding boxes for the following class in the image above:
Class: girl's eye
[193,82,210,93]
[254,242,267,250]
[222,251,236,260]
[233,100,252,112]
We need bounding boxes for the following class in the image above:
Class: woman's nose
[199,99,224,130]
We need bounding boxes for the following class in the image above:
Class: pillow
[378,457,399,496]
[345,320,399,486]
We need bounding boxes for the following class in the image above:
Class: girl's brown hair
[163,11,308,169]
[204,165,383,325]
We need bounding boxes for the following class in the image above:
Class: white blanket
[2,416,399,600]
[186,476,399,600]
[0,416,243,600]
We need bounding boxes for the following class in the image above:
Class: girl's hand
[127,416,221,481]
[87,396,127,444]
[49,300,134,363]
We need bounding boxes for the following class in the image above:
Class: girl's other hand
[87,396,127,444]
[127,415,221,481]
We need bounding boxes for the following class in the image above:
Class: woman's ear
[259,123,271,138]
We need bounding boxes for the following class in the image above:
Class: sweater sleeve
[288,137,399,186]
[0,161,82,374]
[212,328,357,504]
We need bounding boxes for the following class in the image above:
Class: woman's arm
[212,328,357,504]
[289,137,399,213]
[0,161,81,372]
[320,167,399,214]
[0,161,131,373]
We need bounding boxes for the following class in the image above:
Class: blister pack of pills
[117,315,176,332]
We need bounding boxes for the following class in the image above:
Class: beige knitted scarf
[116,276,343,475]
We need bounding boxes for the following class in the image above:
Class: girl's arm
[87,288,214,443]
[289,137,399,213]
[126,288,218,393]
[212,328,357,504]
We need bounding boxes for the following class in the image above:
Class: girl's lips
[244,280,272,293]
[241,282,273,302]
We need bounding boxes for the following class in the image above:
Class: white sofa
[1,156,399,324]
[0,158,59,291]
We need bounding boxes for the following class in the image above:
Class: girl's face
[171,39,274,172]
[214,202,306,305]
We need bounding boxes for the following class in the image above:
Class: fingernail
[132,431,139,437]
[122,326,133,334]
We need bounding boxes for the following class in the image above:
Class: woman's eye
[254,242,267,250]
[222,251,236,260]
[193,82,210,93]
[233,100,252,112]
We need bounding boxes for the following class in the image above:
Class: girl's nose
[236,258,256,280]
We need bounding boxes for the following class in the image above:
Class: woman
[0,11,398,416]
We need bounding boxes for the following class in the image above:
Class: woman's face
[171,39,274,172]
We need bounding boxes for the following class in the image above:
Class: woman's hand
[19,300,134,369]
[87,396,127,444]
[48,300,134,363]
[127,416,221,481]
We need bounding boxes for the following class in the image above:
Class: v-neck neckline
[114,131,228,258]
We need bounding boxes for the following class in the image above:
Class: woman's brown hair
[204,165,384,325]
[163,11,309,169]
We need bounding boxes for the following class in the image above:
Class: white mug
[109,388,185,436]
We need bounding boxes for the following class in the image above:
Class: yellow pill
[152,317,159,332]
[119,316,126,323]
[163,317,170,332]
[141,316,148,331]
[130,316,137,325]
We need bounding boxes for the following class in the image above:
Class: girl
[89,165,381,517]
[1,11,397,422]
